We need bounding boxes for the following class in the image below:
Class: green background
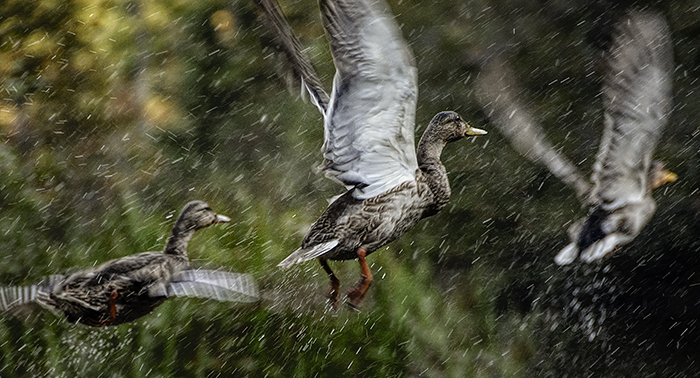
[1,0,698,376]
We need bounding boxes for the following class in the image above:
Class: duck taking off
[0,201,258,326]
[258,0,486,308]
[476,10,676,265]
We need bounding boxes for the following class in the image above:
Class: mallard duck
[258,0,487,308]
[475,10,676,265]
[0,201,258,326]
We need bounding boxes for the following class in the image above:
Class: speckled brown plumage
[0,201,261,326]
[298,113,469,264]
[280,112,486,308]
[261,0,486,308]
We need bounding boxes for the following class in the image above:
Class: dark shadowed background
[1,0,699,377]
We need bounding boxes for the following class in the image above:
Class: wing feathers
[1,275,64,311]
[591,10,673,207]
[255,0,330,115]
[320,0,419,199]
[258,0,419,199]
[150,270,259,303]
[0,285,38,311]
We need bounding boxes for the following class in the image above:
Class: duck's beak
[651,168,678,189]
[215,214,231,223]
[664,170,678,184]
[465,124,488,136]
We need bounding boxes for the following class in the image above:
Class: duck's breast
[361,180,431,252]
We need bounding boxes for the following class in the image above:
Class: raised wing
[319,0,419,199]
[256,0,329,114]
[149,270,259,303]
[0,285,38,311]
[591,10,673,208]
[475,59,591,201]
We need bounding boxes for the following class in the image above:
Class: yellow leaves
[211,9,235,33]
[141,2,173,31]
[71,50,98,72]
[73,0,132,58]
[24,30,56,55]
[144,95,183,130]
[211,9,239,48]
[0,106,19,133]
[0,15,21,37]
[0,28,58,60]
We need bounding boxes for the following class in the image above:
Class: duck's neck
[164,222,195,256]
[416,130,451,215]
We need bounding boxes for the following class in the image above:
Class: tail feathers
[555,234,622,265]
[277,240,339,268]
[580,234,621,263]
[149,270,259,303]
[554,243,579,265]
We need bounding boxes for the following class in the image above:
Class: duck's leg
[92,289,119,327]
[319,257,340,310]
[346,247,373,309]
[108,289,118,321]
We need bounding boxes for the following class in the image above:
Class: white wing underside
[148,270,259,303]
[319,0,419,200]
[590,11,673,210]
[553,243,579,265]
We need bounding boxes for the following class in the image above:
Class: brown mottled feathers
[1,201,258,326]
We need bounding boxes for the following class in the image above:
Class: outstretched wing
[256,0,329,114]
[475,59,591,201]
[149,270,259,303]
[0,285,39,311]
[320,0,419,199]
[591,10,673,209]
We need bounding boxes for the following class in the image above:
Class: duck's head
[648,160,677,190]
[429,111,487,143]
[176,201,231,231]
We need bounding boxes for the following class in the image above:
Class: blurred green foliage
[1,0,699,377]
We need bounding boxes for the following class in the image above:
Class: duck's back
[302,179,434,262]
[51,251,188,326]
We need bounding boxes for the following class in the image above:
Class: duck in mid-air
[476,10,676,265]
[0,201,258,326]
[258,0,486,308]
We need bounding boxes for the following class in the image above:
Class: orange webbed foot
[108,289,118,320]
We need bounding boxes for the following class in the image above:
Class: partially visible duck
[476,10,676,265]
[0,201,258,326]
[258,0,486,308]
